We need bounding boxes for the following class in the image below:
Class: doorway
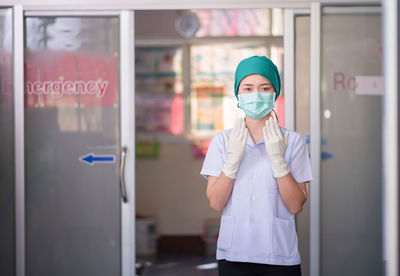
[133,8,285,275]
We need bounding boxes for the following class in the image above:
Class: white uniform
[200,127,312,265]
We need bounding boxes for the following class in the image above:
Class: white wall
[135,143,219,235]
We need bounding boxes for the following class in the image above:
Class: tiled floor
[136,253,219,276]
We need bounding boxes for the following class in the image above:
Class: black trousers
[218,259,302,276]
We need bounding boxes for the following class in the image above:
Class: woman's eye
[261,87,270,92]
[244,87,252,92]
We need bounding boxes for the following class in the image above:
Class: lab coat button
[251,195,256,201]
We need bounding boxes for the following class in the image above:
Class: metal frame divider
[383,0,399,275]
[310,3,321,276]
[284,9,295,131]
[120,10,136,276]
[13,5,25,276]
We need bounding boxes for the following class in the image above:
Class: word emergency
[25,80,109,98]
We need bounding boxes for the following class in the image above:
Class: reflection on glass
[25,17,119,133]
[320,6,383,276]
[25,16,121,276]
[0,8,14,276]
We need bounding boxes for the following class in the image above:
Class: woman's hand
[222,117,248,179]
[206,118,247,211]
[263,116,290,178]
[263,116,308,214]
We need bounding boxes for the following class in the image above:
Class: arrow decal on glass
[79,152,116,166]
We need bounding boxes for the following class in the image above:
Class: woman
[200,56,312,276]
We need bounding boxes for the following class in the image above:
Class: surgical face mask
[238,92,276,119]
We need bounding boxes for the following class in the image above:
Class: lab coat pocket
[217,215,235,250]
[272,217,298,257]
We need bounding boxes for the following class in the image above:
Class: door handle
[120,146,128,203]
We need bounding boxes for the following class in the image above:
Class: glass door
[309,5,384,276]
[24,14,122,276]
[0,7,15,276]
[320,6,383,275]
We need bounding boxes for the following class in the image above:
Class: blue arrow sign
[321,151,334,161]
[79,152,115,166]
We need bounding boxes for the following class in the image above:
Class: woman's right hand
[222,117,248,179]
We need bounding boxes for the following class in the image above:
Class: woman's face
[238,74,275,95]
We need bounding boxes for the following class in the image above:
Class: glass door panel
[24,16,121,276]
[320,6,383,275]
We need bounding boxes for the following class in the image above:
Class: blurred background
[0,1,396,276]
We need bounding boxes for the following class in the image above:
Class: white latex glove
[222,117,248,179]
[263,116,290,178]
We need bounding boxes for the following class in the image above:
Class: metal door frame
[383,0,399,275]
[309,4,321,276]
[13,7,136,276]
[13,5,25,276]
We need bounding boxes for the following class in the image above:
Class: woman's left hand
[263,116,290,178]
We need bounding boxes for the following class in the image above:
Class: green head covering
[234,56,281,100]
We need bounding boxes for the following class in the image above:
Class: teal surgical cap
[234,56,281,100]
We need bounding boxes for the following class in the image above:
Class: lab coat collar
[246,132,265,147]
[245,126,286,147]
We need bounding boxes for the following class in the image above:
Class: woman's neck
[244,113,272,144]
